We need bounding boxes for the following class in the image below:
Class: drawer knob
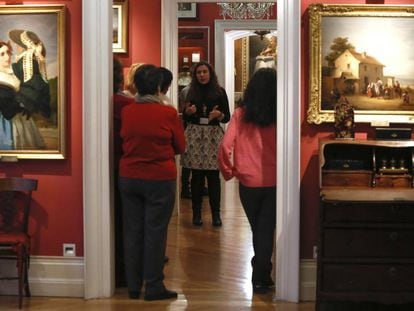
[389,232,399,241]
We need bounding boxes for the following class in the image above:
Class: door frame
[82,0,301,302]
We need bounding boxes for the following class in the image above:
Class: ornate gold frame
[113,1,128,53]
[0,4,66,160]
[241,37,249,91]
[307,4,414,125]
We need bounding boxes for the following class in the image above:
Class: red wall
[0,0,83,256]
[300,0,414,258]
[179,3,277,67]
[16,0,413,260]
[117,0,161,68]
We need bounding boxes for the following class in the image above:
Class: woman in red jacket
[119,65,185,301]
[218,68,276,294]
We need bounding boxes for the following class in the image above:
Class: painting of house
[333,49,385,95]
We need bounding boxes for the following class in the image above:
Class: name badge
[199,117,209,125]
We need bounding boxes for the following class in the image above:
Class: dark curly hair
[186,61,223,102]
[133,64,162,96]
[113,57,124,93]
[241,68,276,127]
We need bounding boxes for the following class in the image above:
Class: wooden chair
[0,177,38,309]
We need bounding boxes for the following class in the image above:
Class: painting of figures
[308,4,414,124]
[0,5,65,158]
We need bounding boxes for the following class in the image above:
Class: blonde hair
[125,62,144,96]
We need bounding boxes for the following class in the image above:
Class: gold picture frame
[307,4,414,125]
[113,0,128,53]
[0,4,66,160]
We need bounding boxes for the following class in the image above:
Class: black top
[12,58,51,118]
[183,86,230,126]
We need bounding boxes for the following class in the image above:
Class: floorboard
[0,180,315,310]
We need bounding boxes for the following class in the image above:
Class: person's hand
[185,103,196,115]
[209,105,222,121]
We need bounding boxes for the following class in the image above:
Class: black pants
[191,169,220,212]
[119,176,176,294]
[114,170,126,287]
[239,183,276,284]
[181,167,191,191]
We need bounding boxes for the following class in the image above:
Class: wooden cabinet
[317,139,414,310]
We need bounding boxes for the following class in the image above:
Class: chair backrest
[0,178,38,233]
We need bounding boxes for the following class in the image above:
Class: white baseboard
[0,256,84,297]
[300,259,316,301]
[1,256,315,300]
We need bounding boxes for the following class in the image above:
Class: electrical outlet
[63,243,76,257]
[313,245,318,259]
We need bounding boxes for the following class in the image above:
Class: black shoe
[144,289,178,301]
[212,215,222,227]
[253,284,272,294]
[212,212,222,227]
[192,210,202,226]
[129,290,140,299]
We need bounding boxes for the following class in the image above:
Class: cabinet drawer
[323,228,414,258]
[322,263,414,292]
[323,202,414,223]
[375,175,412,188]
[322,171,372,187]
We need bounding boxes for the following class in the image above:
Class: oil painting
[307,4,414,124]
[0,5,65,159]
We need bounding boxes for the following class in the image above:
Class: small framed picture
[113,1,128,53]
[178,3,198,20]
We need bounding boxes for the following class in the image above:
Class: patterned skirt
[181,124,224,170]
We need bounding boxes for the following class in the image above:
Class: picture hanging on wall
[0,4,66,159]
[178,3,198,20]
[307,4,414,125]
[113,0,128,53]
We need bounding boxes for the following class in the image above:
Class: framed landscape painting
[307,4,414,125]
[0,4,66,159]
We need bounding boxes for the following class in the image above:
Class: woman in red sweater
[218,68,277,294]
[119,65,185,301]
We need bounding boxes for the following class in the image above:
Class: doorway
[161,0,300,301]
[82,0,300,301]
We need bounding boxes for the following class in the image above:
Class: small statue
[334,96,355,139]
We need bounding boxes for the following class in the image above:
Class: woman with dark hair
[0,40,19,149]
[119,64,185,301]
[218,68,277,294]
[158,66,173,106]
[0,37,46,150]
[181,61,230,227]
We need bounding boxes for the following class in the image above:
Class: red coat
[119,102,185,180]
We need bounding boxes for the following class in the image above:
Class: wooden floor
[0,180,315,310]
